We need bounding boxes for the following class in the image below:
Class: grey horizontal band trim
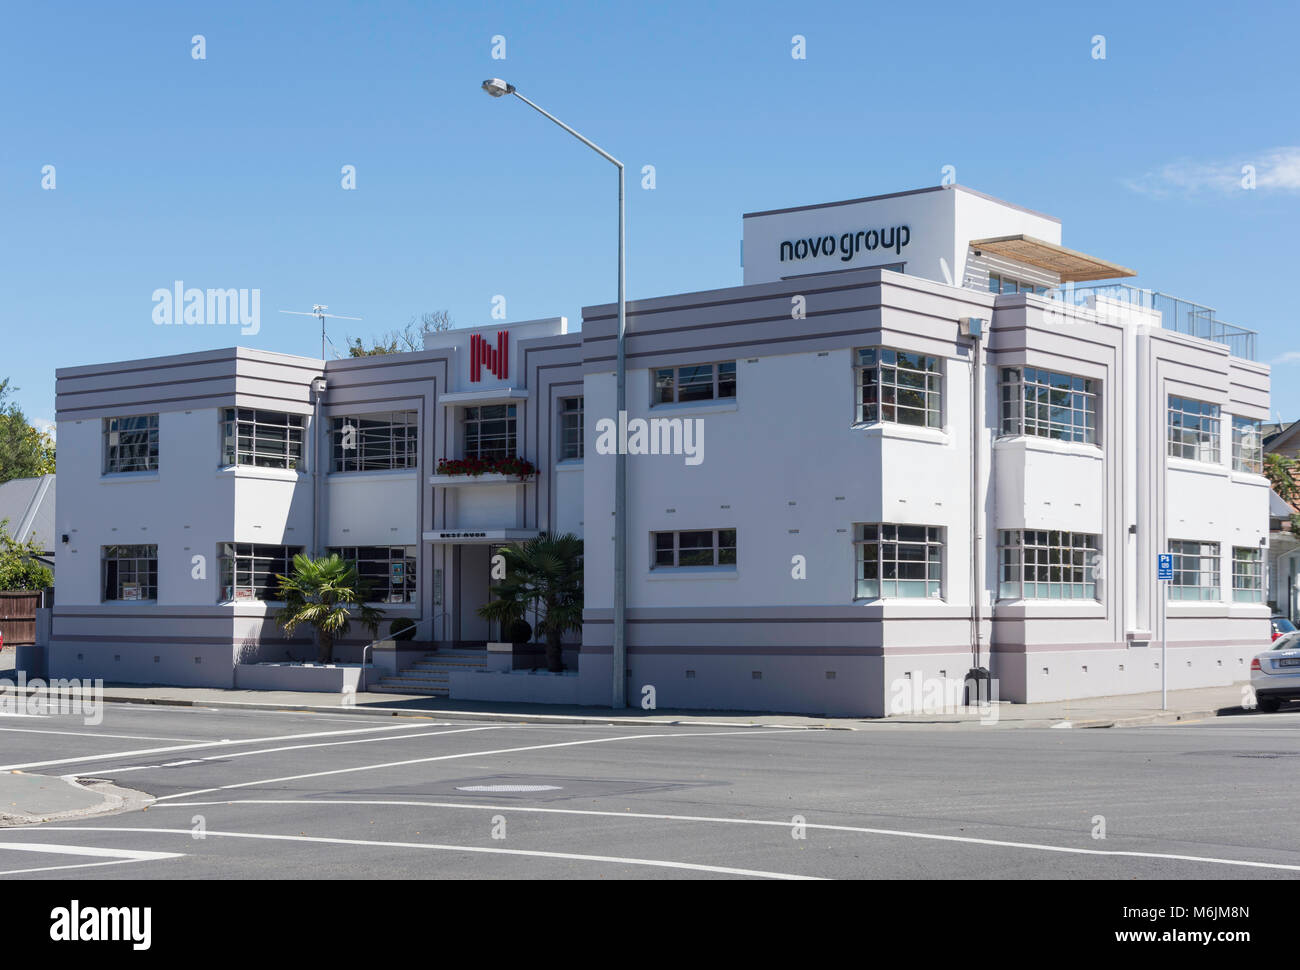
[55,347,320,381]
[583,278,886,327]
[54,609,274,619]
[323,350,452,372]
[51,635,311,646]
[58,390,312,418]
[741,184,1060,223]
[581,644,881,656]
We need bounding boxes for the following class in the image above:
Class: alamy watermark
[0,673,104,725]
[594,412,704,466]
[152,281,260,335]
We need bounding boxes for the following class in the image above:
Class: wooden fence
[0,591,40,646]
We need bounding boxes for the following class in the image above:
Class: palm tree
[477,533,583,672]
[275,553,384,664]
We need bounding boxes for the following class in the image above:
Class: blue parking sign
[1157,554,1173,581]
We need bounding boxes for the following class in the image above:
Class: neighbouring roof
[969,234,1136,283]
[0,475,56,553]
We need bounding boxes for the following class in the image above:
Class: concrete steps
[371,648,487,697]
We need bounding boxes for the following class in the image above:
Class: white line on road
[0,727,203,742]
[152,729,807,801]
[0,842,183,877]
[0,721,457,772]
[12,827,818,880]
[154,797,1300,875]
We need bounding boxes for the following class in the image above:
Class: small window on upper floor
[559,396,584,460]
[104,414,159,473]
[999,367,1098,445]
[855,348,941,428]
[331,411,418,472]
[222,408,305,470]
[1231,417,1263,474]
[1167,396,1221,464]
[653,362,736,405]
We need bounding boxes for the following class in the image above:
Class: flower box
[434,456,537,480]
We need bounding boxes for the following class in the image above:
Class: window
[988,273,1049,296]
[219,543,303,601]
[856,348,941,428]
[652,529,736,568]
[1231,417,1263,474]
[559,396,584,460]
[854,524,943,599]
[102,545,158,601]
[221,408,305,470]
[998,530,1100,600]
[653,362,736,405]
[328,546,417,604]
[463,404,517,459]
[1000,368,1097,444]
[331,411,417,472]
[103,414,159,473]
[1168,540,1221,601]
[1232,547,1264,603]
[1167,396,1221,463]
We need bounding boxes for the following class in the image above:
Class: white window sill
[555,459,584,471]
[100,472,160,483]
[216,465,305,482]
[328,468,419,481]
[1230,471,1269,486]
[993,435,1102,459]
[1166,457,1226,477]
[649,399,738,417]
[851,422,949,445]
[994,599,1105,618]
[647,566,738,581]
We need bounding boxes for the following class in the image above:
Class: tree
[0,518,53,591]
[274,553,384,664]
[477,533,583,672]
[346,310,454,357]
[1265,452,1299,507]
[0,379,55,483]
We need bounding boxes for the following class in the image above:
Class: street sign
[1157,554,1173,581]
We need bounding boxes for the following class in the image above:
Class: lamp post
[482,79,627,708]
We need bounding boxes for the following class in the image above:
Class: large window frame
[1232,546,1264,603]
[327,545,417,604]
[998,530,1100,601]
[1167,396,1221,464]
[331,411,418,473]
[853,523,943,600]
[652,529,737,569]
[219,543,303,602]
[1168,539,1221,601]
[999,367,1098,445]
[1231,417,1263,474]
[463,404,517,460]
[558,396,584,460]
[855,348,942,428]
[102,545,158,602]
[988,273,1050,296]
[653,362,736,406]
[103,414,159,474]
[221,408,305,470]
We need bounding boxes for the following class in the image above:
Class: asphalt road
[0,701,1298,879]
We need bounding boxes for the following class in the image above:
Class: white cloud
[1125,146,1300,197]
[1270,352,1300,366]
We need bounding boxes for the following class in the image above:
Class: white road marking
[0,727,202,742]
[16,827,818,880]
[152,729,806,801]
[0,842,182,874]
[0,721,454,772]
[0,712,47,719]
[157,797,1300,875]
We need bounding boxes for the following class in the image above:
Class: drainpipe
[960,317,988,694]
[311,376,326,557]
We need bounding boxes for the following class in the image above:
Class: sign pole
[1161,579,1168,710]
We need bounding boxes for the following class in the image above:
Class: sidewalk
[2,679,1257,730]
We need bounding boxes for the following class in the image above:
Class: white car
[1251,630,1300,712]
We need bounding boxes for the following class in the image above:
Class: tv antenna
[279,305,362,359]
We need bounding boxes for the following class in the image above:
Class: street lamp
[481,78,627,709]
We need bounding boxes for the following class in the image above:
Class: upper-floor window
[222,408,305,470]
[1232,546,1264,603]
[1167,396,1220,464]
[998,530,1100,600]
[328,545,417,604]
[1231,417,1263,474]
[854,523,943,599]
[331,411,418,472]
[102,544,158,602]
[219,542,303,601]
[104,414,159,473]
[988,273,1049,296]
[653,362,736,405]
[652,529,736,568]
[463,404,517,459]
[1000,367,1097,444]
[559,396,584,460]
[856,348,941,428]
[1169,539,1221,601]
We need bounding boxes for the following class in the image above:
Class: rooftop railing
[1048,282,1259,361]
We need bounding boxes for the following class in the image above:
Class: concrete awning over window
[970,235,1136,283]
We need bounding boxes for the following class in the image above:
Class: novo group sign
[780,223,911,265]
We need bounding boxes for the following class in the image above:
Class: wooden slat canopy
[969,234,1135,283]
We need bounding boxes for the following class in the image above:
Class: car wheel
[1257,697,1281,713]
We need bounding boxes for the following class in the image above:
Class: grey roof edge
[741,184,1061,224]
[56,345,322,380]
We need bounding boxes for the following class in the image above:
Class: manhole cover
[455,784,564,793]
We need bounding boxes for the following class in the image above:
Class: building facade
[52,185,1271,715]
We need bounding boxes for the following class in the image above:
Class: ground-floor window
[328,545,417,603]
[854,524,943,599]
[1232,546,1264,603]
[1169,539,1221,601]
[219,543,303,602]
[652,529,737,568]
[102,545,158,601]
[998,530,1100,600]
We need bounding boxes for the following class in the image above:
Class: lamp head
[481,78,515,98]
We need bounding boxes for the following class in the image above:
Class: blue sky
[2,0,1298,426]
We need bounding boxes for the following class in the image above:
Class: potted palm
[274,553,384,664]
[477,533,583,673]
